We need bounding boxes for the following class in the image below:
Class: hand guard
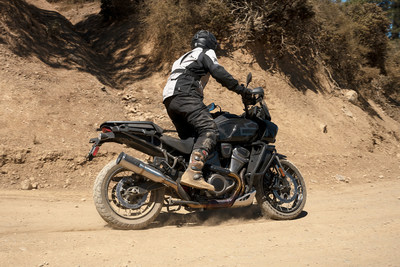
[241,88,256,106]
[233,84,256,105]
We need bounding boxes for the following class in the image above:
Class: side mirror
[246,73,252,87]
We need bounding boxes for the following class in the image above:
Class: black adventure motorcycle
[87,73,306,229]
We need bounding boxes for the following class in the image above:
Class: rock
[122,94,136,101]
[14,151,26,164]
[335,174,351,183]
[378,175,384,179]
[344,90,358,103]
[21,179,33,190]
[32,182,39,189]
[128,107,138,113]
[320,124,328,133]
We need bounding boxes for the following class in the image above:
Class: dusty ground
[0,1,400,266]
[1,180,399,266]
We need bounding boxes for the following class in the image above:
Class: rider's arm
[201,50,244,94]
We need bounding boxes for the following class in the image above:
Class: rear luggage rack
[99,121,164,135]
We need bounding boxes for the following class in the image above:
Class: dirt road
[1,180,399,267]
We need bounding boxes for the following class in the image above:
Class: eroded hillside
[0,0,399,190]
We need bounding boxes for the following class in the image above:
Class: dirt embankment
[0,0,399,191]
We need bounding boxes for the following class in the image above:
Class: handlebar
[242,86,264,106]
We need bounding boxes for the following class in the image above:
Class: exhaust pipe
[116,152,177,190]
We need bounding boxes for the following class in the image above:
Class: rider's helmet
[191,30,218,50]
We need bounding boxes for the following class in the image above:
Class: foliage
[141,0,231,63]
[81,0,399,107]
[344,3,390,71]
[228,0,315,52]
[312,0,361,88]
[383,40,400,102]
[346,0,400,39]
[309,0,398,103]
[99,0,140,21]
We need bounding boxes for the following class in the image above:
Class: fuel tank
[214,113,259,142]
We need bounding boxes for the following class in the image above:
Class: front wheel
[256,159,307,220]
[93,160,165,230]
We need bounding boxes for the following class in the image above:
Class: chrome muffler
[116,152,177,189]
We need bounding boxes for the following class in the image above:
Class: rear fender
[87,129,164,161]
[89,131,116,144]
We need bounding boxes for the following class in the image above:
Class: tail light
[101,127,112,133]
[92,146,100,156]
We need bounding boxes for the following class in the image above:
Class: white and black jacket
[163,47,241,102]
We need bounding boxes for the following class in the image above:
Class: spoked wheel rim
[106,167,157,220]
[263,162,305,214]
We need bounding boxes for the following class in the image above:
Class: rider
[163,30,252,191]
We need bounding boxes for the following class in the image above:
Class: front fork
[250,145,286,190]
[274,155,286,178]
[271,156,298,203]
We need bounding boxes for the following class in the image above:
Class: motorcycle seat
[160,135,194,155]
[99,121,164,134]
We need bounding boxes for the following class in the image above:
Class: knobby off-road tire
[93,160,165,230]
[256,159,307,220]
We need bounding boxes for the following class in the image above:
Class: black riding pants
[164,94,218,153]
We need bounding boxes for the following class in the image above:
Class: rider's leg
[180,110,217,191]
[164,94,216,190]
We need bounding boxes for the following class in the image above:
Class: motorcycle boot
[181,149,215,191]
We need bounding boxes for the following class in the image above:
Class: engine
[228,146,250,174]
[207,173,236,197]
[206,146,250,197]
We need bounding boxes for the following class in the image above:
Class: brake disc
[273,173,298,203]
[115,177,148,209]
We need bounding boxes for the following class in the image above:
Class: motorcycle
[87,73,307,229]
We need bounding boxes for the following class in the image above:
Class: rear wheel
[93,160,165,230]
[256,159,306,220]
